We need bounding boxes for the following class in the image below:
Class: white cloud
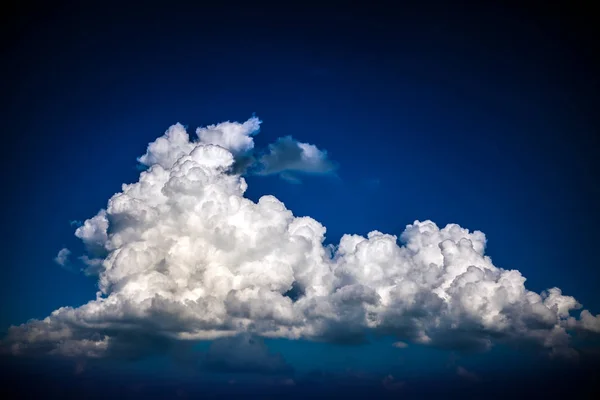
[256,136,338,181]
[74,210,109,256]
[195,117,261,157]
[54,248,71,266]
[392,341,408,348]
[3,117,599,361]
[137,123,196,170]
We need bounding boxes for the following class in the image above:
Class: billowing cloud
[54,248,71,266]
[3,117,599,362]
[136,117,334,181]
[137,117,261,171]
[255,136,338,182]
[195,118,260,157]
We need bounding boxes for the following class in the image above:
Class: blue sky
[1,2,599,398]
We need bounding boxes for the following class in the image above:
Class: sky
[1,1,599,398]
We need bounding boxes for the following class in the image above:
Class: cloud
[195,117,261,157]
[392,341,408,348]
[136,117,335,182]
[567,310,600,333]
[137,117,261,171]
[74,210,108,256]
[3,117,599,362]
[54,248,71,266]
[255,136,338,182]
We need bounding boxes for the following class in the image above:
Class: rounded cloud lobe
[3,117,599,361]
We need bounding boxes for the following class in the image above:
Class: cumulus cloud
[3,117,599,362]
[567,310,600,333]
[54,248,71,266]
[392,341,408,348]
[136,117,335,182]
[255,136,338,182]
[195,118,260,157]
[137,117,261,171]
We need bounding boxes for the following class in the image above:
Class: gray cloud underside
[255,135,338,181]
[3,117,599,361]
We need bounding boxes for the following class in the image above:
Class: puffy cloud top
[196,117,261,156]
[3,117,599,360]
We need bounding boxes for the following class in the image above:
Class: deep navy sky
[1,1,599,397]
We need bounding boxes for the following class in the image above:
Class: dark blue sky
[1,1,599,398]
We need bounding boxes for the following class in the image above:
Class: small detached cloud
[255,136,338,182]
[54,248,71,267]
[392,341,408,349]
